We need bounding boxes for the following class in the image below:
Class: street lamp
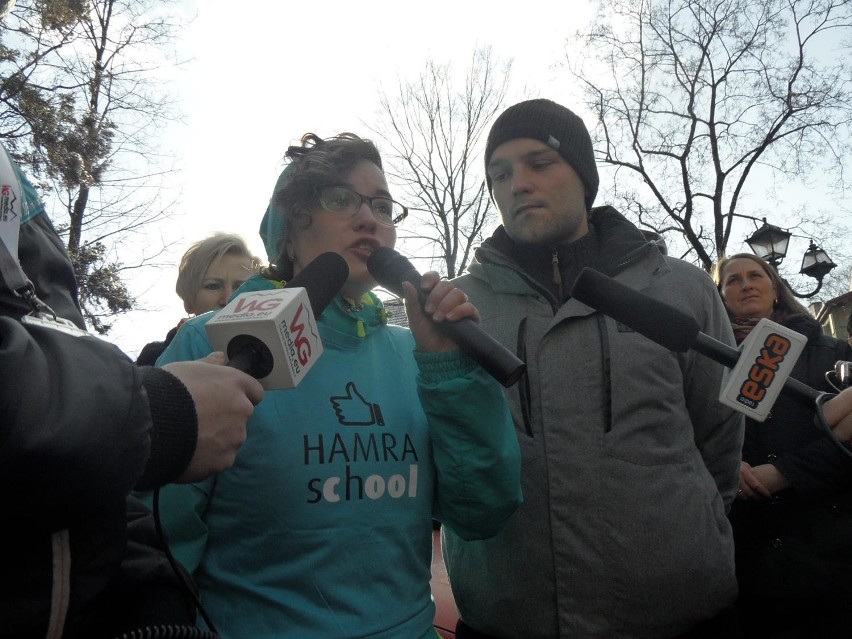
[744,219,836,298]
[799,241,837,282]
[745,219,791,267]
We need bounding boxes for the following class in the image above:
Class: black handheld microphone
[569,267,820,406]
[206,252,349,389]
[367,247,526,388]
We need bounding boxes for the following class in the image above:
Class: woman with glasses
[145,133,522,638]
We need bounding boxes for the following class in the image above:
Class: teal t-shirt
[145,276,522,639]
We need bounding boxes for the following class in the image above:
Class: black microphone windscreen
[570,267,700,352]
[367,247,415,296]
[367,246,526,387]
[285,252,349,315]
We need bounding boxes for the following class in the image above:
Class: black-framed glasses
[316,185,408,227]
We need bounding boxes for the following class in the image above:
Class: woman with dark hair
[144,133,522,638]
[713,252,852,638]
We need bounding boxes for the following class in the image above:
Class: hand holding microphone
[162,351,264,482]
[401,272,480,352]
[367,247,525,387]
[821,387,852,443]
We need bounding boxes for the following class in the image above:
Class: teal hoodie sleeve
[416,350,523,540]
[136,316,219,572]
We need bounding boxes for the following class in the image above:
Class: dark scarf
[492,226,601,304]
[730,316,762,344]
[730,311,817,345]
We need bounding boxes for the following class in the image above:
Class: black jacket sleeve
[0,316,148,525]
[0,200,197,529]
[0,316,198,526]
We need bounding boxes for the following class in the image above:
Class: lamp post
[745,219,791,268]
[744,219,836,298]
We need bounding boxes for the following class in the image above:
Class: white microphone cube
[719,318,807,421]
[206,287,323,389]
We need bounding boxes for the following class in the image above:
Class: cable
[825,360,852,392]
[152,487,221,637]
[116,625,220,638]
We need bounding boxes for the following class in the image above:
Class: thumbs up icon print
[330,382,385,427]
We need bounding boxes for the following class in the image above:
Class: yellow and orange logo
[736,333,792,408]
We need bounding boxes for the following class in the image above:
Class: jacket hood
[588,206,654,274]
[259,163,296,263]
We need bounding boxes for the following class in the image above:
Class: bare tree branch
[367,47,512,278]
[1,0,188,332]
[567,0,852,301]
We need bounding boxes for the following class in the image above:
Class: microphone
[206,252,349,389]
[367,247,526,388]
[569,267,819,420]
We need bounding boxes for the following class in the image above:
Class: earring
[286,245,295,261]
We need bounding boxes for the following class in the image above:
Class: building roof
[815,290,852,326]
[383,296,409,327]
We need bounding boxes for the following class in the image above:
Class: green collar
[324,292,389,338]
[235,274,389,338]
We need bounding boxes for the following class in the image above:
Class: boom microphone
[206,252,349,389]
[570,267,820,420]
[367,247,526,388]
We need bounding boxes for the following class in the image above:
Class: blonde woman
[136,233,261,365]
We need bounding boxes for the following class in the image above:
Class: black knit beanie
[485,98,599,209]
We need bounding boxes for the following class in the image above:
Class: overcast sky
[107,0,598,356]
[104,0,850,356]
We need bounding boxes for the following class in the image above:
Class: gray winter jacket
[444,207,744,639]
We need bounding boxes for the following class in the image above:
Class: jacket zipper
[516,318,533,437]
[551,247,563,302]
[597,313,614,433]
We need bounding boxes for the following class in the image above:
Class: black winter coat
[730,313,852,601]
[0,156,198,637]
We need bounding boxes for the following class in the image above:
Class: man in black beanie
[443,98,745,639]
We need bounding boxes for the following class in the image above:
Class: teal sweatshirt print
[143,275,522,639]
